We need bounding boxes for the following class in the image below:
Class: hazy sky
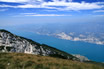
[0,0,104,27]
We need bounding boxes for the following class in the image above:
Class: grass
[0,53,104,69]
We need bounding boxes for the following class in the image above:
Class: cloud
[93,10,104,13]
[0,0,29,3]
[0,0,73,3]
[44,1,103,11]
[0,9,8,11]
[0,0,103,11]
[19,13,72,16]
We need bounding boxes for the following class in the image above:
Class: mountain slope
[0,29,78,60]
[0,53,104,69]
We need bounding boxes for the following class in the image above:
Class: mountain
[19,22,104,45]
[0,29,78,61]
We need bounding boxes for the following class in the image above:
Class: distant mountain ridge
[0,29,79,61]
[21,22,104,45]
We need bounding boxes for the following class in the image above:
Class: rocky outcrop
[0,29,79,61]
[73,54,90,62]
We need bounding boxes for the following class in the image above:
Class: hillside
[0,53,104,69]
[0,29,78,60]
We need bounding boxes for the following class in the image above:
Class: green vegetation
[41,44,77,60]
[0,53,104,69]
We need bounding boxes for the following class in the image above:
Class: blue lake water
[5,29,104,62]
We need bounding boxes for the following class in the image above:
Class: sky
[0,0,104,27]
